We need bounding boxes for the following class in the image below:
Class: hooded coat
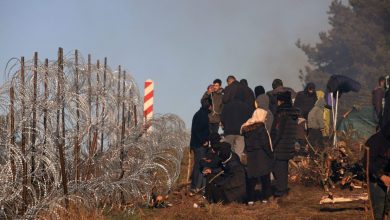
[308,98,326,129]
[190,106,210,149]
[272,102,300,160]
[266,86,296,116]
[241,108,274,177]
[214,152,247,203]
[294,83,318,119]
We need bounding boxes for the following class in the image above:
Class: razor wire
[0,50,189,219]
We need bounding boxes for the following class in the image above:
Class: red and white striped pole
[144,79,154,131]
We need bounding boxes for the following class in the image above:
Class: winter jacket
[223,81,246,104]
[294,85,317,119]
[241,83,256,111]
[266,86,296,116]
[308,98,326,129]
[190,107,210,149]
[365,131,390,183]
[215,152,246,203]
[256,94,274,130]
[271,103,300,160]
[201,88,224,124]
[221,93,252,135]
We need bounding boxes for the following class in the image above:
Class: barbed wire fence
[0,48,189,219]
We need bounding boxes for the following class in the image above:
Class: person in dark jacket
[240,79,256,111]
[266,79,296,116]
[241,107,274,204]
[190,98,211,192]
[221,89,252,163]
[365,122,390,220]
[201,79,224,133]
[201,132,223,202]
[223,75,246,104]
[271,91,300,197]
[210,142,247,204]
[294,82,317,120]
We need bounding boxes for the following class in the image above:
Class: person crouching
[208,142,247,204]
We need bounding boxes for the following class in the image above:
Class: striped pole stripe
[144,79,154,131]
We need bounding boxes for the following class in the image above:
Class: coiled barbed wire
[0,49,189,219]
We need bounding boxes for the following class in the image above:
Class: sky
[0,0,334,128]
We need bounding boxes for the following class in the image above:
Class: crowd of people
[189,74,390,219]
[189,75,327,205]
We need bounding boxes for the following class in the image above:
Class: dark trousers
[209,123,219,134]
[191,147,207,190]
[273,160,289,196]
[247,174,272,202]
[369,181,388,220]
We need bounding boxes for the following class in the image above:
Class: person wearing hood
[241,100,274,204]
[266,79,296,116]
[210,142,247,204]
[307,97,326,149]
[271,91,300,197]
[190,98,211,192]
[294,82,318,120]
[221,88,252,163]
[240,79,256,111]
[364,122,390,219]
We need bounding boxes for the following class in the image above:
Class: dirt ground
[106,149,371,220]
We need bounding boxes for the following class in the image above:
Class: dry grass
[41,148,370,219]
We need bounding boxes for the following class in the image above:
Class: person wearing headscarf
[241,103,274,204]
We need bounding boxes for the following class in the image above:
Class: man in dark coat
[240,79,256,111]
[294,82,317,120]
[223,75,246,104]
[190,98,211,192]
[210,142,247,204]
[271,91,300,197]
[365,122,390,219]
[266,79,296,116]
[221,89,252,163]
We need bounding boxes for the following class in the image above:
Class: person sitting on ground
[209,142,247,204]
[201,132,223,202]
[241,101,274,205]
